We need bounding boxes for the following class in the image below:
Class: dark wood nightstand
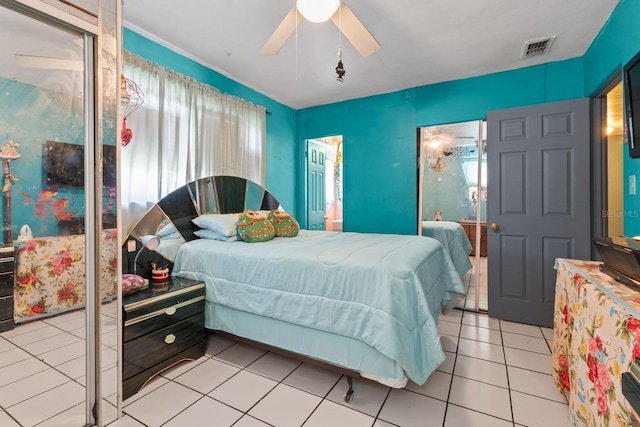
[0,246,15,333]
[122,276,205,400]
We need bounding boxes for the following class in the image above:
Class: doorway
[306,136,343,231]
[486,99,592,327]
[606,81,624,237]
[418,121,487,311]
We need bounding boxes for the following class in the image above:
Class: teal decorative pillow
[236,210,275,243]
[267,210,300,237]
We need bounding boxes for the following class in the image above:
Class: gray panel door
[307,140,327,230]
[487,98,591,327]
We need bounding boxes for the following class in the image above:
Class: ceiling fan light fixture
[296,0,340,23]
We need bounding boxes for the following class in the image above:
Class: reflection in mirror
[122,176,282,276]
[0,4,106,425]
[126,204,184,271]
[419,120,487,312]
[214,175,249,213]
[246,180,266,210]
[158,185,198,242]
[189,178,217,214]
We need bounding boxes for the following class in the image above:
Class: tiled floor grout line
[498,319,517,426]
[441,309,462,427]
[5,304,566,427]
[140,342,341,427]
[372,387,394,426]
[1,409,22,427]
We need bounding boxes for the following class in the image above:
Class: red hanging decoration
[121,117,133,147]
[120,75,144,147]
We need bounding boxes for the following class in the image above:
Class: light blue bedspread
[422,221,473,277]
[172,230,465,385]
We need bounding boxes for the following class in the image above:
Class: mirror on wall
[419,120,487,311]
[0,3,119,425]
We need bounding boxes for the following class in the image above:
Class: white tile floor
[0,302,120,426]
[0,305,568,426]
[460,256,488,311]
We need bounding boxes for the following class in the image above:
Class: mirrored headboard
[123,175,281,277]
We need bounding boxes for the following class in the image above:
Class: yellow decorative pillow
[236,210,275,243]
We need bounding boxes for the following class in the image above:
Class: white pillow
[192,213,238,237]
[194,228,238,242]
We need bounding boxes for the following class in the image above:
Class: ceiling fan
[260,0,381,57]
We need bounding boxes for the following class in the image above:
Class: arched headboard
[123,175,282,277]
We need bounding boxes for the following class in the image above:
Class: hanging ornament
[120,75,144,146]
[336,59,345,82]
[121,117,133,147]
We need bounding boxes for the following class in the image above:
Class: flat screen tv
[45,141,117,187]
[103,144,116,188]
[623,50,640,158]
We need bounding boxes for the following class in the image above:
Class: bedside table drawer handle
[165,307,177,316]
[164,334,176,344]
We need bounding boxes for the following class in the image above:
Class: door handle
[323,216,329,220]
[491,223,500,231]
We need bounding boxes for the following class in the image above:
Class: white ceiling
[122,0,619,109]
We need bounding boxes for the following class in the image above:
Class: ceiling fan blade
[14,54,83,71]
[260,9,302,56]
[331,4,380,57]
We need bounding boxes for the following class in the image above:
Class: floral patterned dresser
[552,258,640,426]
[13,229,118,323]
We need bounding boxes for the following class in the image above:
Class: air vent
[521,36,556,58]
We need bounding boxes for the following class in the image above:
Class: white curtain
[121,51,266,232]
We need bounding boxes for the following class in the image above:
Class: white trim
[123,20,299,109]
[16,0,99,34]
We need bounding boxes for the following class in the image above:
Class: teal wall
[296,91,417,234]
[0,78,92,240]
[296,0,640,235]
[125,0,640,236]
[123,28,297,216]
[296,59,585,234]
[422,156,488,223]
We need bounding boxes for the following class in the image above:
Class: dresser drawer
[124,295,204,342]
[0,296,13,321]
[0,256,14,274]
[0,272,13,298]
[122,341,205,400]
[123,312,204,380]
[0,318,13,333]
[123,282,204,322]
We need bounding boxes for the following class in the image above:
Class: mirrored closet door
[0,1,119,425]
[419,120,487,311]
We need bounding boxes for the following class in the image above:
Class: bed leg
[344,375,354,403]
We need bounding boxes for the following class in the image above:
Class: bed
[421,220,473,277]
[124,176,466,398]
